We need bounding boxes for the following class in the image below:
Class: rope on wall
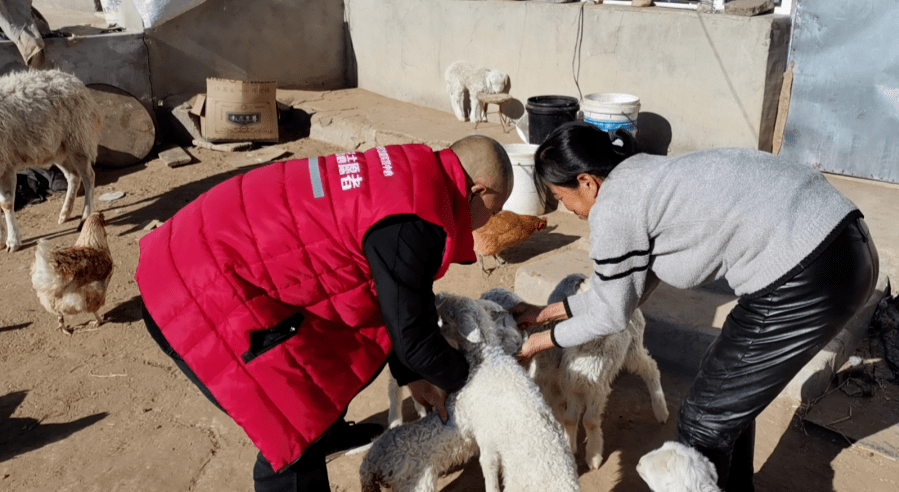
[572,1,588,103]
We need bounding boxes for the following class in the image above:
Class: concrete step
[514,249,888,404]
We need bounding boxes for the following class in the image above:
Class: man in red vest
[136,135,513,491]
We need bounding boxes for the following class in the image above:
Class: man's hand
[407,379,449,424]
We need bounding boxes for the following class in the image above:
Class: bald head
[451,135,514,200]
[450,135,514,229]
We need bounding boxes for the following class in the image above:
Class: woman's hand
[510,302,546,329]
[407,379,449,424]
[518,329,556,365]
[511,301,568,329]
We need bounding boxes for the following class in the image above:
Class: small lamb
[637,441,722,492]
[386,375,429,429]
[436,293,579,492]
[482,274,669,470]
[361,293,579,492]
[0,69,103,252]
[444,60,510,123]
[360,409,478,492]
[386,298,525,429]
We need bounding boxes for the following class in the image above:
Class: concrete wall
[143,0,347,107]
[34,0,98,12]
[346,0,791,155]
[0,32,152,109]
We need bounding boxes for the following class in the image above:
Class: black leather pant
[677,217,879,492]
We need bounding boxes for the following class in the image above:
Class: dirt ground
[1,135,897,492]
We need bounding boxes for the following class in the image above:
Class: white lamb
[386,298,526,429]
[482,274,669,470]
[637,441,722,492]
[361,293,579,492]
[365,296,524,491]
[444,60,510,123]
[386,375,429,429]
[0,69,103,252]
[359,408,477,492]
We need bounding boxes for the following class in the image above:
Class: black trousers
[142,303,332,492]
[677,217,879,492]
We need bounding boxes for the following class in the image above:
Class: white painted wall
[143,0,348,106]
[346,0,790,154]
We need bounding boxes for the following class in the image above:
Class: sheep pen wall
[4,0,790,157]
[346,0,790,155]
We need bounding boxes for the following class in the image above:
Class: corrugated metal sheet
[779,0,899,183]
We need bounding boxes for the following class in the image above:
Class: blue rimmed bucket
[581,93,640,138]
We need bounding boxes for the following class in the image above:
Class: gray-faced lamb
[0,68,103,252]
[366,296,523,491]
[361,293,579,492]
[444,61,510,123]
[482,274,669,470]
[386,297,526,429]
[359,408,477,492]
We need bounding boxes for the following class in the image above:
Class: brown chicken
[31,212,113,334]
[472,210,547,273]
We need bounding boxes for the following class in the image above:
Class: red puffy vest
[135,144,475,471]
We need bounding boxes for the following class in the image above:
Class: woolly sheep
[0,69,103,252]
[444,61,510,123]
[438,293,579,492]
[359,409,478,492]
[637,441,722,492]
[361,293,578,492]
[386,297,524,429]
[482,274,669,470]
[386,375,429,430]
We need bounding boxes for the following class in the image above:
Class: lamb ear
[459,314,482,343]
[496,313,517,333]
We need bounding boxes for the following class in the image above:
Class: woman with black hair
[513,121,879,491]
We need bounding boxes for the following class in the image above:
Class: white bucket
[581,93,640,137]
[501,143,544,216]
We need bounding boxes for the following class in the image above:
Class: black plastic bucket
[526,95,579,145]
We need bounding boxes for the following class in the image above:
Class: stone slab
[192,140,253,152]
[172,103,204,142]
[158,146,192,168]
[725,0,775,16]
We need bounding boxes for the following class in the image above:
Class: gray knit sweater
[553,148,859,348]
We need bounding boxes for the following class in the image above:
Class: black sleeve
[363,215,470,393]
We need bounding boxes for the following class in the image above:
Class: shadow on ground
[0,391,108,462]
[495,226,582,266]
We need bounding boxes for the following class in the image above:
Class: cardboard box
[191,78,279,143]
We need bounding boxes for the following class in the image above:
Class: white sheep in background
[444,60,510,123]
[482,274,669,470]
[637,441,722,492]
[361,294,578,492]
[0,69,103,252]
